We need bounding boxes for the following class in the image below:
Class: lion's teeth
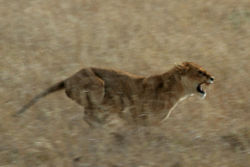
[201,92,206,99]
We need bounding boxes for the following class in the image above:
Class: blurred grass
[0,0,250,166]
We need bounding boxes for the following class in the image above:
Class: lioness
[17,62,214,126]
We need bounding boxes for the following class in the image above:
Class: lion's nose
[209,77,214,83]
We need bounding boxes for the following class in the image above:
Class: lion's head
[178,62,214,98]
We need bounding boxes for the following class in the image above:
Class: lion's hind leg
[83,107,108,128]
[65,69,105,107]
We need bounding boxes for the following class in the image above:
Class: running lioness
[17,62,214,126]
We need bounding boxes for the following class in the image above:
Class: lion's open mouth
[197,83,205,95]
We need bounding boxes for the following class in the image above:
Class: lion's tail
[15,81,65,116]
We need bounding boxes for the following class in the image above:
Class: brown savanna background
[1,0,250,166]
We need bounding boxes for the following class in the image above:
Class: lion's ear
[175,64,183,70]
[174,63,187,75]
[182,62,192,71]
[182,62,191,67]
[174,62,190,74]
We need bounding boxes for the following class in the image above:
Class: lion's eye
[198,71,203,74]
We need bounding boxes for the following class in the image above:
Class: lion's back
[91,67,144,95]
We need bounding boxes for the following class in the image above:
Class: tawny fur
[17,62,214,126]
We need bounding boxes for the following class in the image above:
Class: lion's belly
[98,97,169,125]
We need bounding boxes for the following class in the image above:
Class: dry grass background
[0,0,250,166]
